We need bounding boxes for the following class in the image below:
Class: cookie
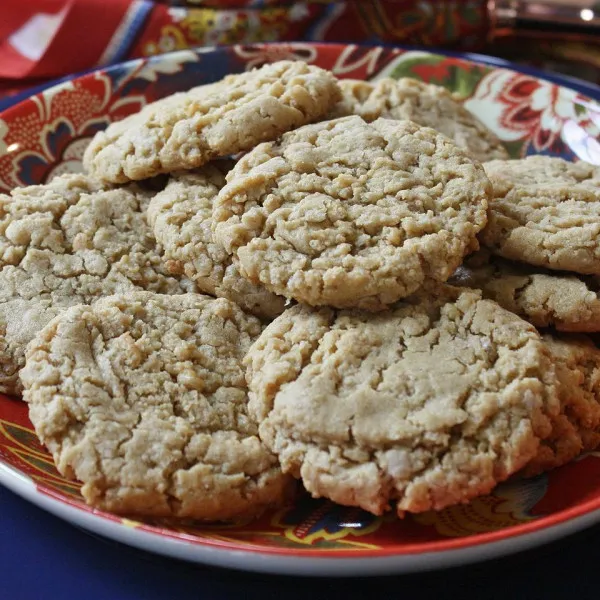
[480,156,600,274]
[83,60,341,183]
[213,116,490,311]
[147,166,286,319]
[450,250,600,331]
[522,333,600,477]
[329,78,508,162]
[21,292,291,519]
[245,285,558,515]
[0,173,193,395]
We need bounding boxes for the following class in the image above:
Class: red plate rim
[29,468,600,558]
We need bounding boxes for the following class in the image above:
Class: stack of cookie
[450,155,600,477]
[5,60,599,521]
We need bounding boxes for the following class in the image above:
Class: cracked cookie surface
[147,166,286,319]
[245,285,558,515]
[83,60,341,183]
[522,333,600,477]
[450,250,600,331]
[213,116,490,310]
[21,292,291,519]
[480,156,600,274]
[0,173,194,395]
[329,78,508,162]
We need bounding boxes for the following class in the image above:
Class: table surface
[1,485,599,600]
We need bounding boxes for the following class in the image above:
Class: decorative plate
[1,43,600,577]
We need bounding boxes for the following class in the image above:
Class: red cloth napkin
[1,0,148,80]
[0,0,491,98]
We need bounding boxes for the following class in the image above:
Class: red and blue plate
[1,42,600,576]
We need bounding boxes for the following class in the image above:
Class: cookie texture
[329,78,508,162]
[450,250,600,331]
[213,116,490,310]
[0,173,193,395]
[522,333,600,477]
[245,285,558,515]
[83,60,341,183]
[480,156,600,274]
[147,166,286,319]
[22,292,291,519]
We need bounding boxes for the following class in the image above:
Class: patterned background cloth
[1,0,599,102]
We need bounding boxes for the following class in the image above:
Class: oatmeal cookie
[245,285,558,515]
[480,156,600,274]
[213,116,490,311]
[329,78,508,162]
[0,173,193,395]
[83,60,341,183]
[450,250,600,331]
[147,166,286,319]
[21,292,291,519]
[522,333,600,477]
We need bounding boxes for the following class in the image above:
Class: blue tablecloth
[1,485,599,600]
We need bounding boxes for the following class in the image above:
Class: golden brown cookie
[522,333,600,477]
[450,250,600,331]
[0,173,193,395]
[329,78,508,162]
[245,285,559,515]
[22,292,292,519]
[480,156,600,274]
[147,166,286,319]
[213,116,490,311]
[83,60,341,183]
